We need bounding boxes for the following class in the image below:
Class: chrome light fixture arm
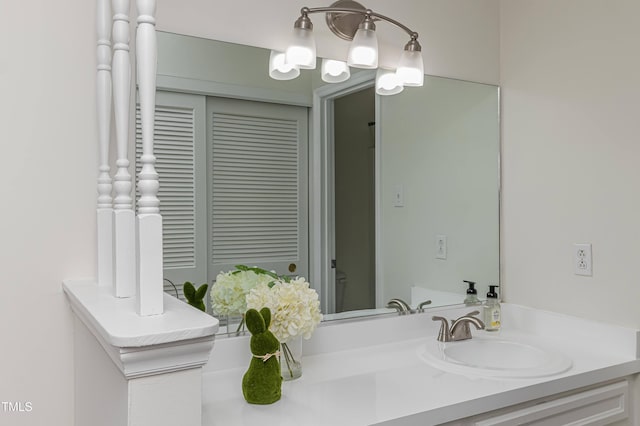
[299,6,420,44]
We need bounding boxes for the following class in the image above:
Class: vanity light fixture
[273,0,424,95]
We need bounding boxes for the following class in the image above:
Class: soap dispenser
[483,285,501,331]
[463,280,479,305]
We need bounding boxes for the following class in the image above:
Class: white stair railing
[96,0,114,289]
[135,0,164,316]
[94,0,163,315]
[112,0,136,298]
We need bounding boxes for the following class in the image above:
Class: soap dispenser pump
[483,285,501,331]
[463,280,479,305]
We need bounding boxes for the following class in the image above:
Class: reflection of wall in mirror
[380,77,500,304]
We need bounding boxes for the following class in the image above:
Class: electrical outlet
[436,235,447,260]
[574,243,592,276]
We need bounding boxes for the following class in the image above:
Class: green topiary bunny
[242,307,282,404]
[183,282,208,312]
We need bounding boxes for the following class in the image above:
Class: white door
[206,97,309,281]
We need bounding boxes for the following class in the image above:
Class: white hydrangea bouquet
[246,276,323,343]
[210,266,275,317]
[210,264,322,379]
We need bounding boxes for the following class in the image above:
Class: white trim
[309,71,376,314]
[156,74,312,107]
[374,96,383,309]
[64,279,217,378]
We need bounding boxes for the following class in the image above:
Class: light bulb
[397,41,424,86]
[347,17,378,69]
[285,25,316,69]
[321,59,350,83]
[376,69,404,96]
[269,51,300,81]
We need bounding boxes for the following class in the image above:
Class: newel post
[96,0,114,288]
[112,0,136,298]
[135,0,163,316]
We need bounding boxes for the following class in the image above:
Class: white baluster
[112,0,136,298]
[96,0,114,289]
[135,0,163,316]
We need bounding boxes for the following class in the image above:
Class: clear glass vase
[221,314,245,336]
[280,335,302,381]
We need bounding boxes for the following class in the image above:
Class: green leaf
[234,264,282,281]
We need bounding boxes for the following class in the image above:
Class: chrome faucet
[386,298,412,314]
[432,311,485,342]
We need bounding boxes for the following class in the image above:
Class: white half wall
[500,0,640,328]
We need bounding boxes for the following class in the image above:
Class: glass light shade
[321,59,350,83]
[285,27,317,69]
[396,49,424,86]
[347,28,378,69]
[269,51,300,81]
[376,69,404,96]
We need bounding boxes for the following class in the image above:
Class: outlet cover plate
[436,235,447,260]
[574,243,592,276]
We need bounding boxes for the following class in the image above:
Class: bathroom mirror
[150,31,500,325]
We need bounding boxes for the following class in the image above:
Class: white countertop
[201,304,640,425]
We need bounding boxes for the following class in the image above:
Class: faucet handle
[462,310,480,318]
[432,316,451,342]
[417,300,432,313]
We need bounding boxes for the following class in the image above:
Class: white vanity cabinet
[443,379,633,426]
[202,304,640,426]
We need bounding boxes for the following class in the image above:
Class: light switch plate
[393,185,404,207]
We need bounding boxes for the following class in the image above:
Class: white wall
[500,0,640,328]
[0,1,97,425]
[0,1,498,424]
[156,0,501,85]
[5,0,639,423]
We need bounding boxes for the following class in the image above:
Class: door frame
[309,70,379,314]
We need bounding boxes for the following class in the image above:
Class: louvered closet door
[136,91,207,299]
[207,97,309,281]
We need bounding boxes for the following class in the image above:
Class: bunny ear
[259,307,272,328]
[195,283,208,300]
[245,309,266,334]
[183,282,195,301]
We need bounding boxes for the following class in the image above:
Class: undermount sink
[419,333,573,379]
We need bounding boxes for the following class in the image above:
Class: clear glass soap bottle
[483,285,501,331]
[463,280,479,306]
